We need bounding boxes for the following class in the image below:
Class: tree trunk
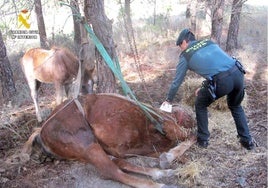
[71,0,81,54]
[123,0,136,56]
[190,1,197,33]
[226,0,244,52]
[0,30,16,103]
[125,0,131,27]
[153,0,156,25]
[210,0,225,44]
[84,0,116,93]
[34,0,49,49]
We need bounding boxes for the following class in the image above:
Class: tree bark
[71,0,81,54]
[210,0,225,44]
[84,0,116,93]
[0,30,16,103]
[190,1,197,33]
[125,0,131,27]
[226,0,244,52]
[34,0,49,49]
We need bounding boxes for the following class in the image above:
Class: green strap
[83,24,164,134]
[61,2,164,134]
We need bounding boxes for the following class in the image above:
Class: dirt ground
[0,40,267,188]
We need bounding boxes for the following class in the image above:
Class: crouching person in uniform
[162,28,255,150]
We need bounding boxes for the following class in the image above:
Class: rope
[119,2,154,104]
[60,2,164,134]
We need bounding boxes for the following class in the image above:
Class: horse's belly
[89,118,174,158]
[34,70,55,83]
[40,100,96,160]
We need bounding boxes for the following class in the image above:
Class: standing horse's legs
[64,83,79,99]
[64,83,72,98]
[54,83,65,105]
[87,78,94,94]
[28,79,42,122]
[80,69,94,95]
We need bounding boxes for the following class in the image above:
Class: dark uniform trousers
[195,65,251,142]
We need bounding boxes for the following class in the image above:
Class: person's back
[163,28,255,150]
[181,39,235,78]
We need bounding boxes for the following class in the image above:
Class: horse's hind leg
[85,143,167,188]
[28,79,42,122]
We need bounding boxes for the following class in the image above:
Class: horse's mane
[51,46,78,61]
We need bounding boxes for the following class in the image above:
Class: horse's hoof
[161,185,179,188]
[19,153,30,163]
[37,117,42,123]
[165,169,176,177]
[159,152,173,169]
[152,169,175,180]
[5,153,30,165]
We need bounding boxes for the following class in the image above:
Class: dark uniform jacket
[167,39,236,102]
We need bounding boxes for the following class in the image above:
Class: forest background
[0,0,267,188]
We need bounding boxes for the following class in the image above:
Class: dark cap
[176,28,191,46]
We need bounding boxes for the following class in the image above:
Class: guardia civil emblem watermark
[18,9,31,29]
[9,9,39,40]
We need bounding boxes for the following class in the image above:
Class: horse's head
[162,106,196,141]
[172,106,195,129]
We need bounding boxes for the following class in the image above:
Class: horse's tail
[21,128,41,157]
[20,49,32,74]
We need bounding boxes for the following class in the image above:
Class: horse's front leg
[80,69,94,95]
[81,78,94,94]
[159,135,196,169]
[88,77,94,94]
[55,83,65,104]
[112,158,175,180]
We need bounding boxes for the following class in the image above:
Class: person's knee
[195,97,212,110]
[228,104,243,113]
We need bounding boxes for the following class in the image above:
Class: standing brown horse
[20,47,94,122]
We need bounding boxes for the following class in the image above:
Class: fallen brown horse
[20,47,94,122]
[22,93,197,188]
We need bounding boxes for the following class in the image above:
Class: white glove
[160,101,172,113]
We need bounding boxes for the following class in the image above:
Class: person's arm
[166,57,188,103]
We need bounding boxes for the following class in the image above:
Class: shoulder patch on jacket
[180,39,214,62]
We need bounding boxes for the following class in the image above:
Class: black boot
[240,139,255,150]
[197,138,209,148]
